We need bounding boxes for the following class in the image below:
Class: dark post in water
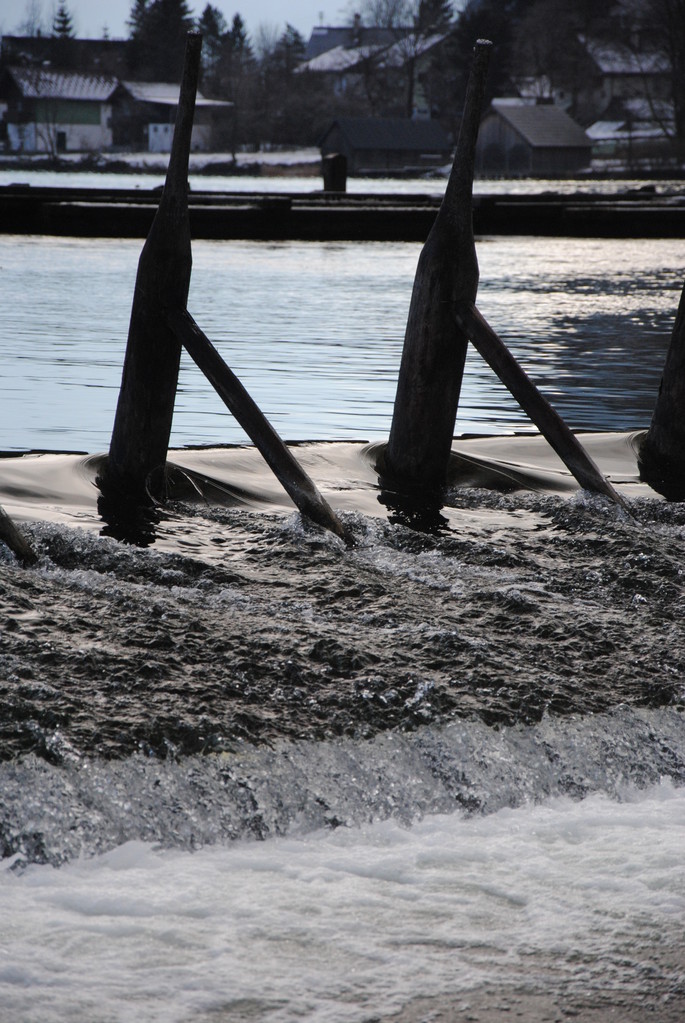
[639,281,685,500]
[384,40,491,493]
[105,33,202,503]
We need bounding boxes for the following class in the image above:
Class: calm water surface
[0,234,681,452]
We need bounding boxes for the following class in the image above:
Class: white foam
[1,781,683,1022]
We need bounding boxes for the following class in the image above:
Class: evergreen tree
[449,0,521,104]
[52,1,75,38]
[205,12,255,151]
[127,0,150,37]
[273,24,306,75]
[127,0,196,80]
[416,0,454,33]
[198,3,227,88]
[229,13,250,54]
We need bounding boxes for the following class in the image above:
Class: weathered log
[384,40,491,492]
[457,303,632,512]
[104,33,202,503]
[167,308,352,544]
[0,504,38,566]
[638,281,685,499]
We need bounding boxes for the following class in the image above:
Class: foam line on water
[1,780,683,1022]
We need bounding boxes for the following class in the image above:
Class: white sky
[0,1,353,42]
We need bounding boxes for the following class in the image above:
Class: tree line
[14,0,685,158]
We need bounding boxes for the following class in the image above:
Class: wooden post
[0,504,38,566]
[104,33,202,503]
[638,281,685,499]
[168,309,351,543]
[322,153,347,192]
[384,40,491,492]
[458,304,632,513]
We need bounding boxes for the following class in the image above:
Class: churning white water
[2,777,684,1023]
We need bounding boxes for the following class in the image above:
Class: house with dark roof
[476,99,592,176]
[319,116,451,174]
[0,66,118,153]
[304,19,407,62]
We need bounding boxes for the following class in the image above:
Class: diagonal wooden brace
[457,303,634,515]
[167,308,352,544]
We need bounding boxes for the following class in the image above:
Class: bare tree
[645,0,685,158]
[347,0,413,28]
[18,0,45,35]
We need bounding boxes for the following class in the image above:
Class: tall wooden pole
[105,33,202,503]
[384,40,491,493]
[639,281,685,500]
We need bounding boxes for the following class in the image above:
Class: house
[586,97,675,162]
[580,36,670,118]
[298,29,449,119]
[112,81,232,152]
[319,116,451,174]
[0,65,118,153]
[476,99,592,176]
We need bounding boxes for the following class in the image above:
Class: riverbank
[0,147,324,177]
[1,147,684,182]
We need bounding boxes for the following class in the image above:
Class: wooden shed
[112,81,232,152]
[476,99,592,176]
[319,117,451,175]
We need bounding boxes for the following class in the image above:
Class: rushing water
[1,212,685,1020]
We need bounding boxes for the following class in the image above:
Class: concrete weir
[1,184,684,240]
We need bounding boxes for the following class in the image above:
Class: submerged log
[384,40,491,492]
[638,281,685,500]
[104,33,202,503]
[168,309,351,544]
[0,504,38,566]
[457,304,632,513]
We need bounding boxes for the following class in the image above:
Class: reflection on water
[0,234,681,452]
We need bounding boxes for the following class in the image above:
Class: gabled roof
[299,30,447,74]
[489,99,591,149]
[298,30,447,75]
[119,81,231,108]
[323,117,450,152]
[297,44,383,74]
[582,36,669,76]
[4,65,118,101]
[380,32,447,68]
[304,25,406,61]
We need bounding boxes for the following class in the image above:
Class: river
[0,175,684,1021]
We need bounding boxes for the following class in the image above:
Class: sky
[0,0,353,42]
